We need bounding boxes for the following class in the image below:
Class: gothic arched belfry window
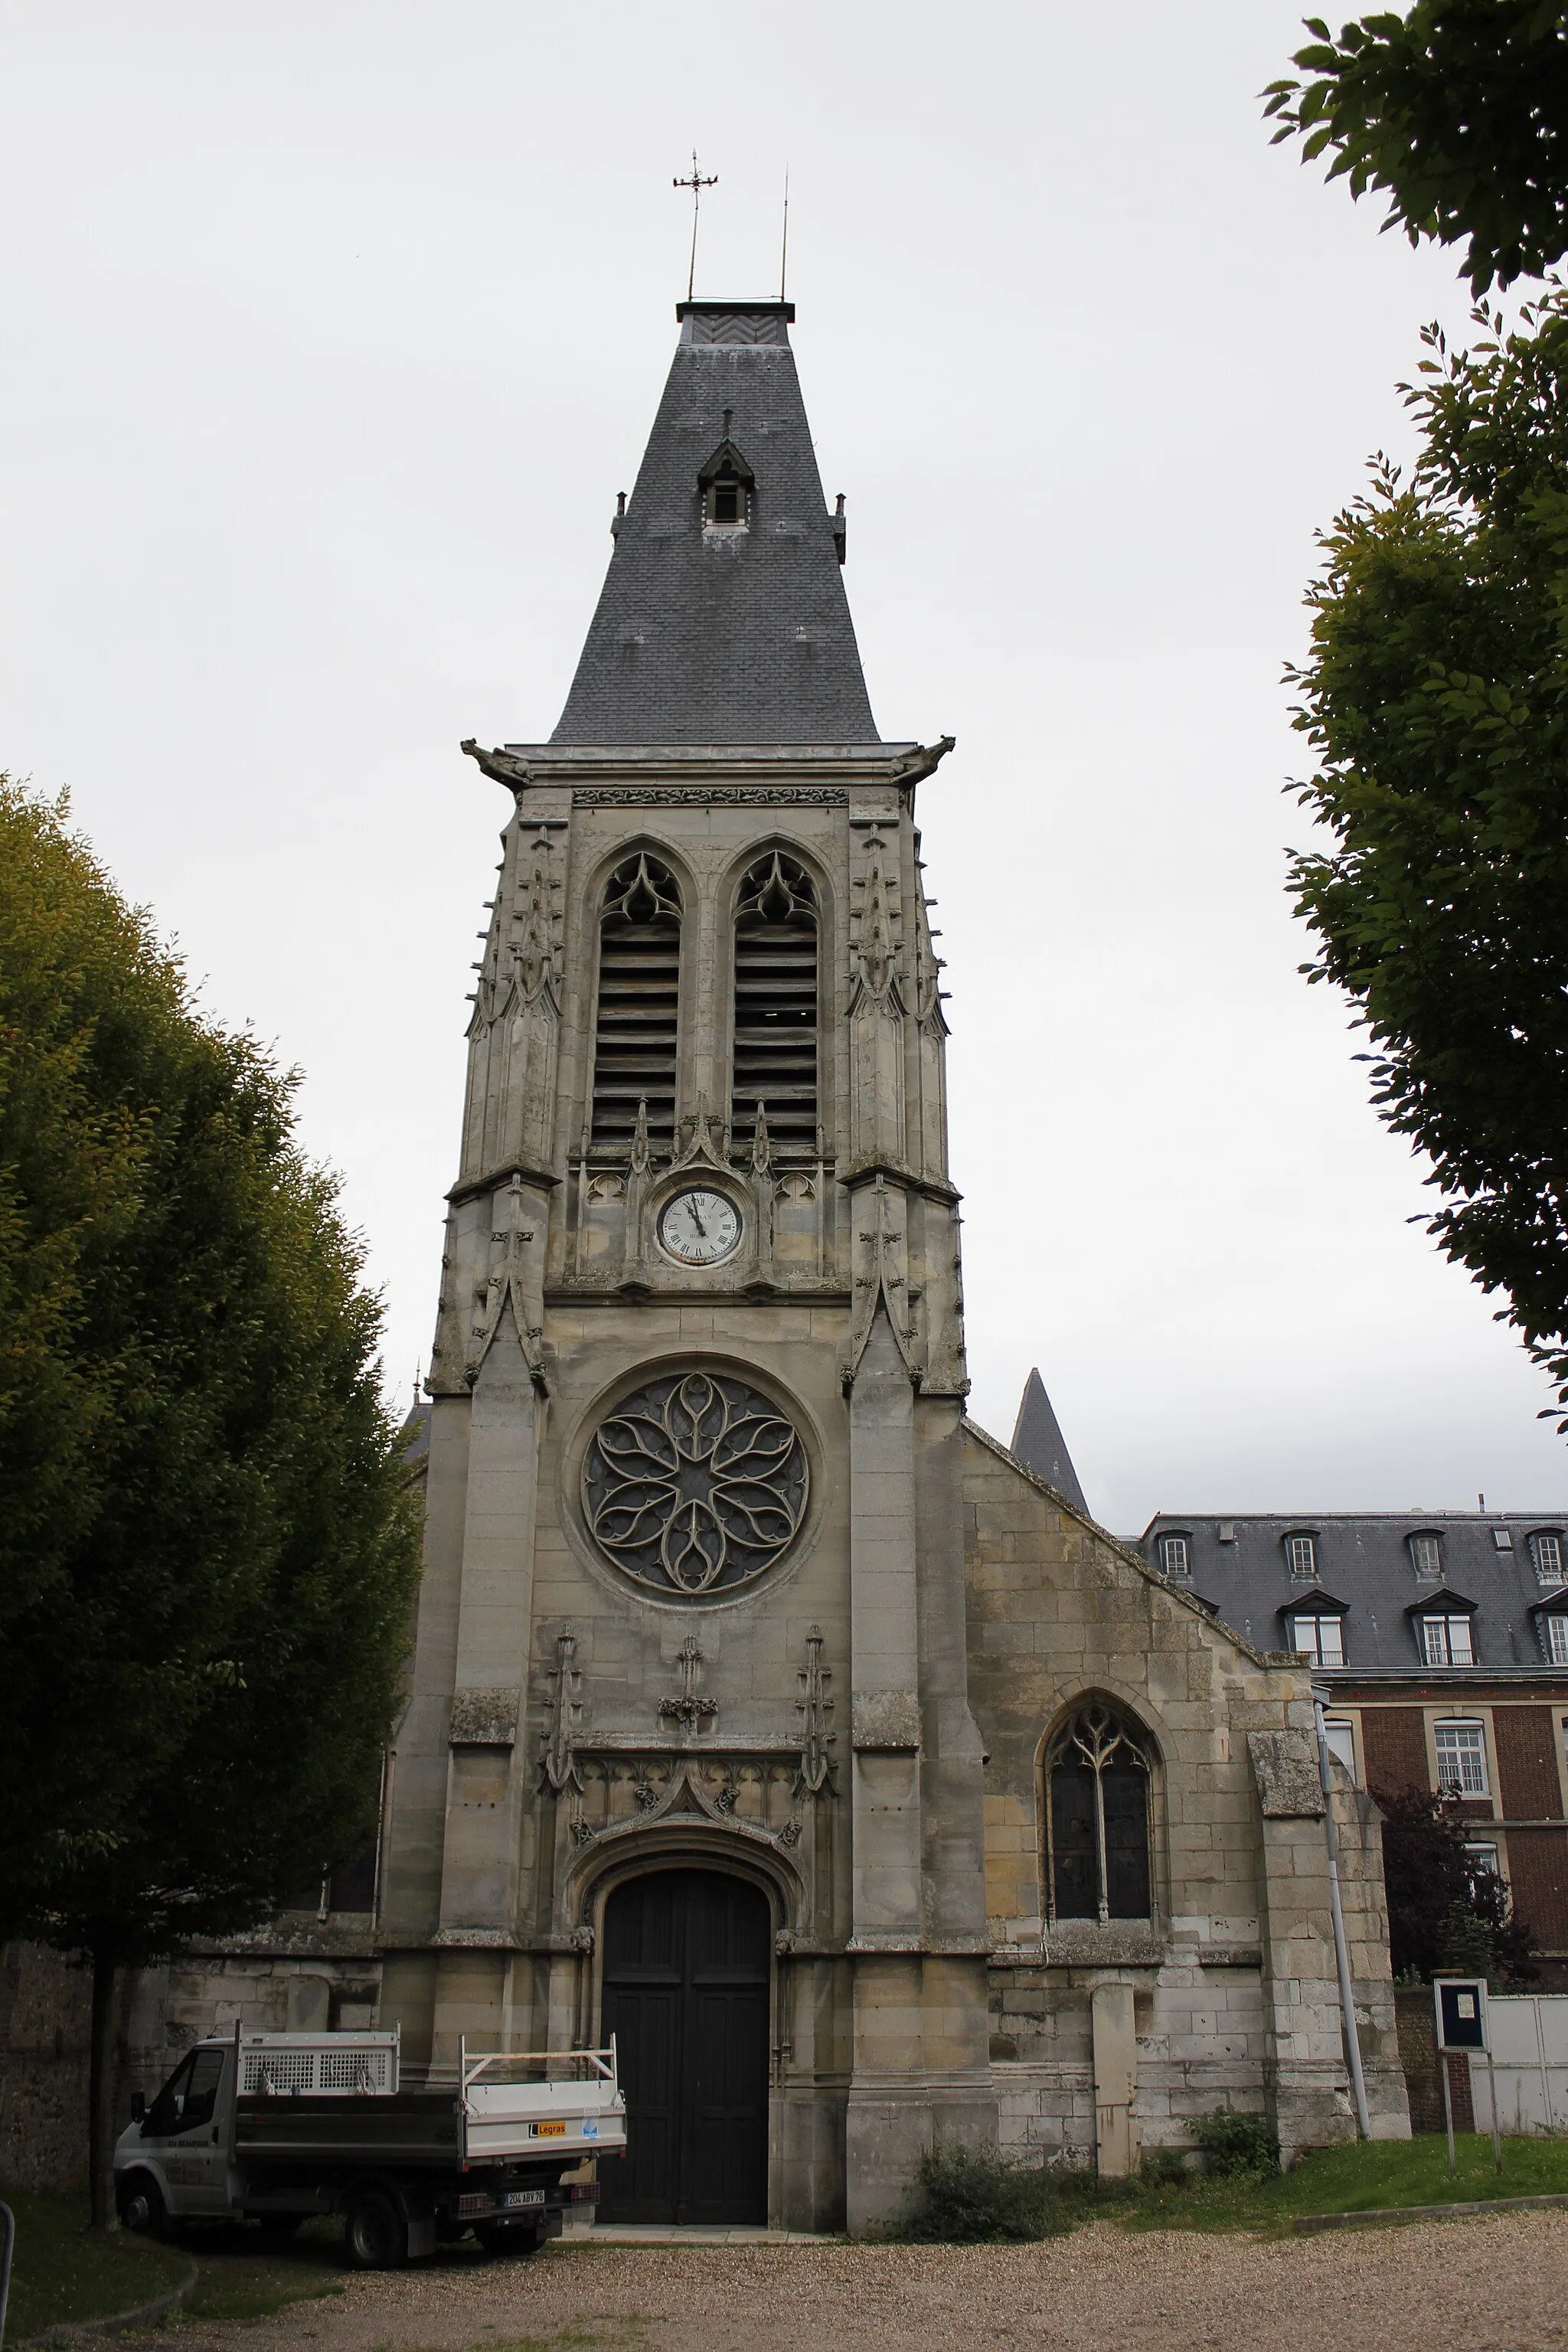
[731,851,818,1151]
[1044,1701,1152,1923]
[591,853,682,1154]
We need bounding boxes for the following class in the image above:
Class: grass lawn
[0,2181,189,2341]
[0,2192,354,2341]
[175,2217,348,2324]
[1115,2133,1568,2235]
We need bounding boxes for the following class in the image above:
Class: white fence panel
[1468,1996,1568,2135]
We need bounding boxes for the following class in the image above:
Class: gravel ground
[132,2214,1568,2352]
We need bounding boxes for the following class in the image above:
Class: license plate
[531,2121,567,2139]
[504,2190,545,2209]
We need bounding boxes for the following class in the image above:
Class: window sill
[1043,1920,1164,1967]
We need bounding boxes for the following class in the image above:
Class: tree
[0,780,421,2223]
[1377,1788,1537,1981]
[1264,4,1568,296]
[1282,283,1568,1426]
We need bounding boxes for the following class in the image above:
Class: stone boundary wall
[0,1942,93,2191]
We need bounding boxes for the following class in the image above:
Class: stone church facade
[76,296,1408,2230]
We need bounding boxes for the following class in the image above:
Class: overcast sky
[5,0,1562,1534]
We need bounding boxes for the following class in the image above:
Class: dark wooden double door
[598,1869,769,2224]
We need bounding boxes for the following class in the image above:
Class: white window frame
[1534,1531,1566,1585]
[1285,1533,1318,1580]
[1434,1719,1488,1797]
[1421,1614,1475,1668]
[1410,1533,1442,1578]
[1158,1534,1190,1579]
[1493,1526,1514,1551]
[1292,1614,1345,1668]
[1544,1614,1568,1666]
[1322,1719,1357,1780]
[1464,1841,1500,1886]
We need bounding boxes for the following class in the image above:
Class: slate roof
[550,301,881,747]
[1138,1510,1568,1676]
[1010,1369,1090,1517]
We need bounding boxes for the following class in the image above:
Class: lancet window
[1044,1701,1152,1925]
[731,851,818,1152]
[590,853,682,1154]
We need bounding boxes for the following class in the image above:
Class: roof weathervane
[673,149,718,300]
[779,167,790,301]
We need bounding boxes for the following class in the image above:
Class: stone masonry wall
[962,1424,1408,2162]
[0,1942,93,2192]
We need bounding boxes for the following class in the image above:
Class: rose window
[583,1372,808,1597]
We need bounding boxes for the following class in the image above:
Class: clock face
[657,1187,741,1268]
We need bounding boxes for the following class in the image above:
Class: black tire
[344,2190,408,2271]
[118,2173,168,2237]
[473,2220,546,2257]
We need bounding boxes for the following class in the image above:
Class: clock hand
[689,1200,707,1237]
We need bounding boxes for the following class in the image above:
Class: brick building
[1119,1494,1568,1986]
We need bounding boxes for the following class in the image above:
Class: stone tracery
[583,1370,808,1596]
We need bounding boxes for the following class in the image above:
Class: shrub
[1189,2112,1280,2177]
[888,2141,1067,2243]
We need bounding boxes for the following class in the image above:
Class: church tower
[377,294,1409,2234]
[381,297,988,2230]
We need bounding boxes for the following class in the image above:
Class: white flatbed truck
[113,2029,625,2268]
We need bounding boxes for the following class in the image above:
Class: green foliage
[1264,5,1568,294]
[1187,2111,1280,2176]
[0,779,421,1962]
[1377,1788,1538,1983]
[1282,284,1568,1426]
[888,2141,1069,2243]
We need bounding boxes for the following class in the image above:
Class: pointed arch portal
[597,1869,770,2224]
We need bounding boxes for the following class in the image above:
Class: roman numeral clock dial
[657,1187,740,1267]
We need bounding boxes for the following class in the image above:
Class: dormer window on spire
[698,439,755,533]
[709,472,745,526]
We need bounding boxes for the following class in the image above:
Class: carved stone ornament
[583,1370,808,1598]
[450,1687,519,1747]
[572,786,849,808]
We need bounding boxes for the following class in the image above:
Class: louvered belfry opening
[731,852,818,1152]
[591,853,682,1153]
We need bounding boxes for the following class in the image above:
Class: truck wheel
[345,2190,407,2270]
[474,2220,545,2257]
[118,2174,168,2237]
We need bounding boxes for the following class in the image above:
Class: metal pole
[1486,2045,1503,2174]
[1439,2040,1457,2177]
[0,2198,15,2352]
[1314,1692,1372,2138]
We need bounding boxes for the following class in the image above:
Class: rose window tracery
[583,1371,808,1597]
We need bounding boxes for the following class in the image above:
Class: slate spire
[550,300,880,746]
[1011,1369,1089,1518]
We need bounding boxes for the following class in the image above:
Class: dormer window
[1410,1532,1443,1579]
[698,437,756,533]
[1531,1530,1566,1586]
[708,473,746,526]
[1158,1534,1191,1580]
[1420,1613,1475,1667]
[1292,1614,1345,1668]
[1285,1532,1318,1580]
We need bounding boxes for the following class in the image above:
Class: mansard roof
[550,299,880,748]
[1138,1508,1568,1674]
